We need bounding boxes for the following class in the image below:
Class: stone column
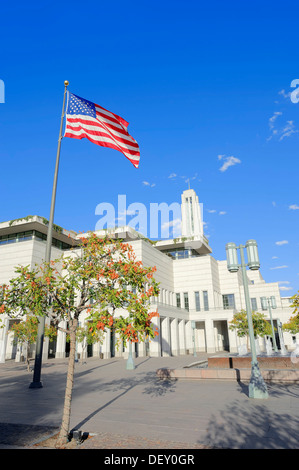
[205,318,216,353]
[170,318,179,356]
[185,320,193,353]
[55,320,67,358]
[227,324,238,353]
[102,329,111,359]
[15,342,22,362]
[93,337,101,358]
[161,317,171,356]
[149,315,161,357]
[138,335,146,357]
[178,319,186,355]
[0,317,9,363]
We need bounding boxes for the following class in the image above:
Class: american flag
[64,92,140,168]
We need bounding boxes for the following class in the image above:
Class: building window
[203,291,209,311]
[162,248,200,259]
[194,291,201,311]
[184,292,189,311]
[251,298,257,311]
[176,293,181,308]
[223,294,235,310]
[0,230,72,250]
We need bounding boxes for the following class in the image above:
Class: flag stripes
[64,92,140,168]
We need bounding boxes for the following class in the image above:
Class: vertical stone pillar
[56,320,67,358]
[0,317,9,363]
[170,318,179,356]
[138,335,146,357]
[205,318,216,353]
[161,317,171,356]
[102,329,111,359]
[185,320,193,353]
[178,319,186,355]
[15,342,22,362]
[227,324,238,353]
[149,315,161,357]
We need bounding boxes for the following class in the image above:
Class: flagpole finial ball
[64,80,69,87]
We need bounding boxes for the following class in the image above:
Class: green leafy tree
[282,290,299,336]
[0,233,159,448]
[229,310,272,347]
[9,317,57,372]
[282,315,299,335]
[10,316,38,372]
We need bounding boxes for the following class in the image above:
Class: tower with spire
[181,188,203,239]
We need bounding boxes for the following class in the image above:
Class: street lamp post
[261,296,278,353]
[226,240,268,399]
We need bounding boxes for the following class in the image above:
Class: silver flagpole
[29,80,69,388]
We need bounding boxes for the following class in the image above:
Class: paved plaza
[0,354,299,450]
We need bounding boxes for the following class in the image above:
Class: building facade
[0,190,297,363]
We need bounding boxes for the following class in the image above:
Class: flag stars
[67,93,96,118]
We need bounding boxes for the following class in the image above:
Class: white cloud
[269,111,282,129]
[289,204,299,210]
[272,256,278,259]
[279,286,292,291]
[143,181,156,188]
[115,208,138,222]
[218,155,241,172]
[278,89,291,99]
[207,209,226,215]
[161,218,181,230]
[168,172,201,185]
[267,112,299,142]
[275,240,288,246]
[270,265,288,270]
[279,120,299,141]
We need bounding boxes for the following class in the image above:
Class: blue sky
[0,0,299,296]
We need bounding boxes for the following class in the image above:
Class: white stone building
[0,189,297,362]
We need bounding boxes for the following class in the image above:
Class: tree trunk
[55,318,78,448]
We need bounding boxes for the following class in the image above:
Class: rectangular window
[176,293,181,308]
[203,291,209,311]
[184,292,189,311]
[260,297,270,310]
[222,294,235,310]
[194,291,201,311]
[251,298,257,311]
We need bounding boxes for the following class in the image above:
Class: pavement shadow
[204,396,299,449]
[72,369,177,432]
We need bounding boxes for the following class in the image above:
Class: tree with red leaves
[0,233,159,447]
